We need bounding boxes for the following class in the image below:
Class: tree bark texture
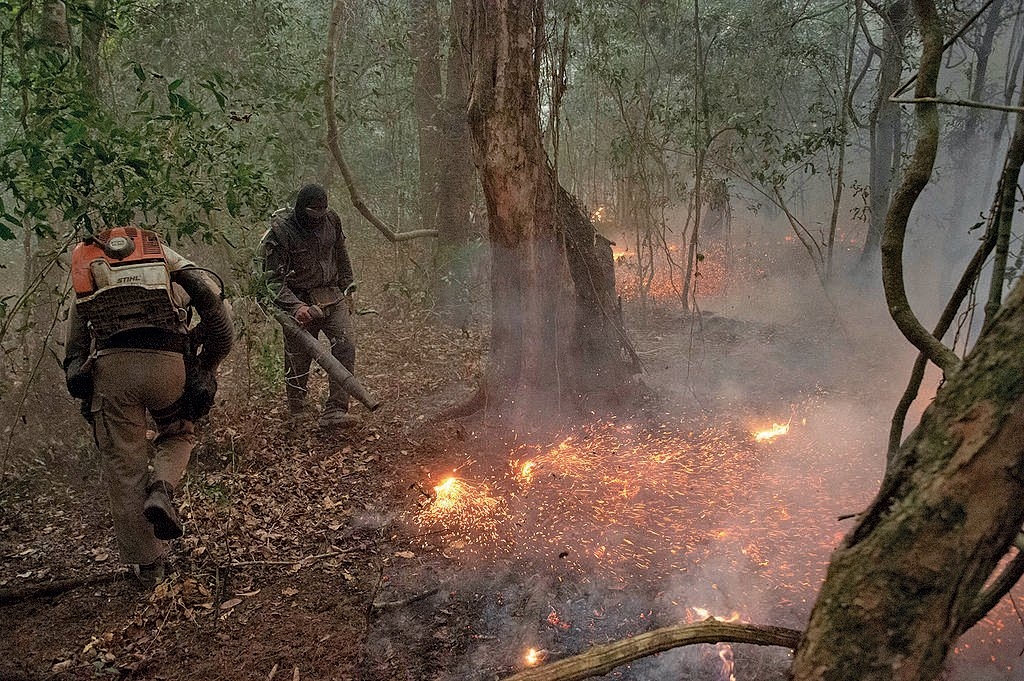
[505,620,800,681]
[791,274,1024,681]
[80,0,107,98]
[433,0,478,329]
[879,0,961,375]
[466,0,633,416]
[792,7,1024,676]
[982,73,1024,330]
[41,0,70,49]
[411,0,444,235]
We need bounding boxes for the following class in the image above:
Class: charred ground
[0,283,1013,680]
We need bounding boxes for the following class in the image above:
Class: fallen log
[0,571,125,606]
[502,619,802,681]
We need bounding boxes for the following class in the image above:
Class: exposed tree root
[431,383,488,422]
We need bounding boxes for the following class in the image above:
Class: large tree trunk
[465,0,634,419]
[791,276,1024,681]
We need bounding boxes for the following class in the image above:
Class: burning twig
[753,421,790,442]
[501,620,801,681]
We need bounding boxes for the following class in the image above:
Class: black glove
[80,398,94,425]
[179,365,218,421]
[64,359,93,400]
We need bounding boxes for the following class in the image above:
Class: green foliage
[564,0,855,210]
[0,1,277,243]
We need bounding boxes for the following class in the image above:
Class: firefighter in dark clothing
[260,183,360,430]
[63,227,233,588]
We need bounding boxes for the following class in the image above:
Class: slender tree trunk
[859,0,909,273]
[80,0,107,99]
[682,0,709,312]
[411,0,444,235]
[986,9,1024,189]
[983,77,1024,330]
[827,4,857,283]
[433,0,478,329]
[948,0,1006,230]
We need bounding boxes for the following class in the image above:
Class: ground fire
[400,403,1017,679]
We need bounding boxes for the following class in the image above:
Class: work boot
[318,407,361,430]
[143,481,183,540]
[133,559,166,589]
[287,402,316,428]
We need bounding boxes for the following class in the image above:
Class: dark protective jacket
[260,208,354,316]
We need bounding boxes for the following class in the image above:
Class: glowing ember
[523,647,546,667]
[515,460,537,485]
[410,405,880,610]
[753,422,790,442]
[688,606,743,623]
[546,608,570,630]
[718,643,737,681]
[414,475,502,532]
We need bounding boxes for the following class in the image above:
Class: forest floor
[1,286,1020,681]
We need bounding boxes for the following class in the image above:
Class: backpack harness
[71,226,187,341]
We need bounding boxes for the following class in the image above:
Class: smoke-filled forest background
[1,1,1023,680]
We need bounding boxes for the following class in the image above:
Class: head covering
[293,184,329,230]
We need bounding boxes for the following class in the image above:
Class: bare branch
[891,0,1001,97]
[501,620,801,681]
[324,0,438,243]
[889,96,1024,114]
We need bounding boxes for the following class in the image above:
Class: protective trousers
[282,302,355,413]
[90,350,194,565]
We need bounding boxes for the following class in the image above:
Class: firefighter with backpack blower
[63,226,233,588]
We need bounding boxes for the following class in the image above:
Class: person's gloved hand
[180,367,218,421]
[295,305,314,327]
[79,398,94,425]
[65,359,93,400]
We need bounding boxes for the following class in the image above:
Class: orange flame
[753,422,790,442]
[524,647,546,667]
[415,475,501,528]
[433,477,464,510]
[517,460,537,485]
[719,643,737,681]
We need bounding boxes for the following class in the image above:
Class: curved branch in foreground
[880,0,961,375]
[501,620,802,681]
[324,0,437,243]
